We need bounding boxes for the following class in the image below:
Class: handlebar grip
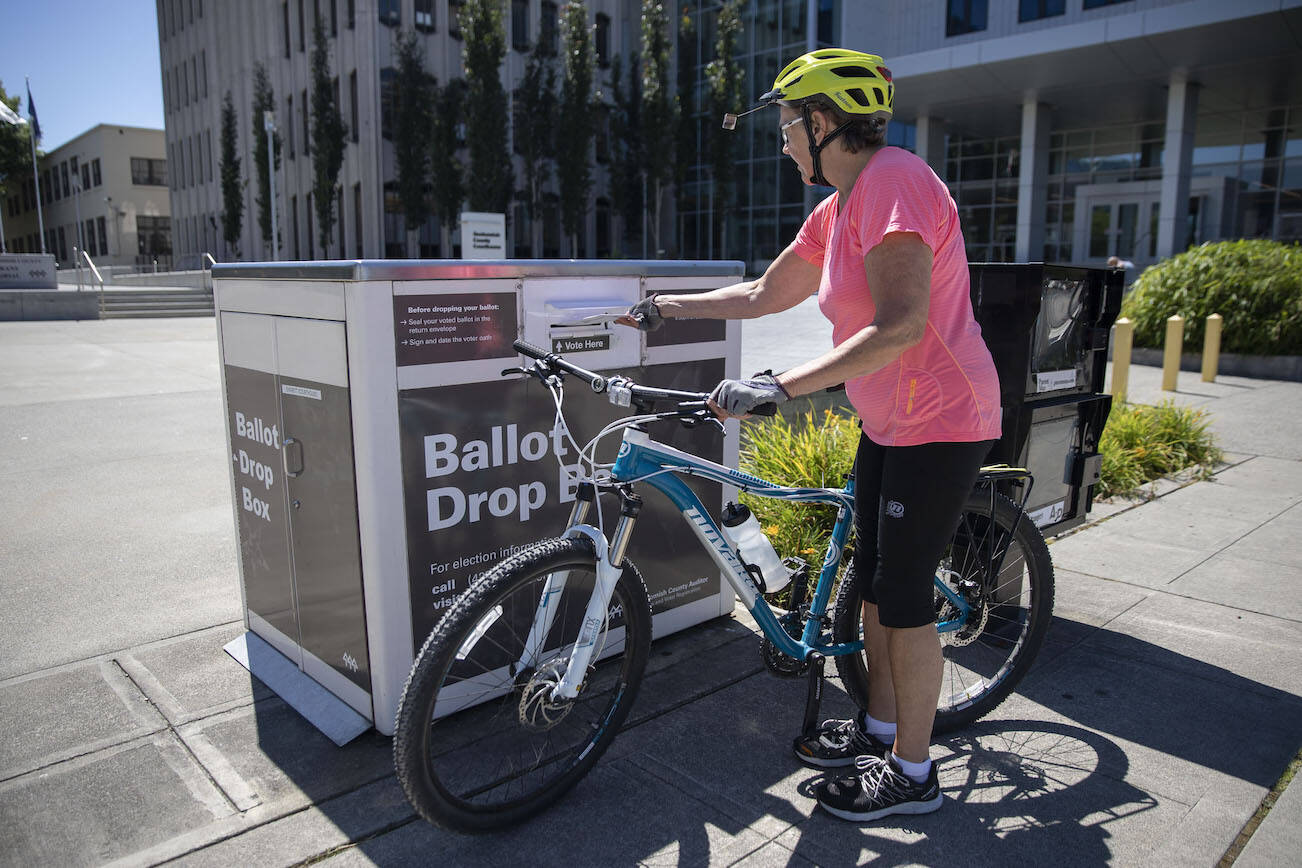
[751,402,778,417]
[513,339,550,360]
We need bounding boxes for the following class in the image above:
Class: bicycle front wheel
[832,489,1054,733]
[393,536,651,831]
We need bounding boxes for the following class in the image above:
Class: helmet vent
[831,65,873,79]
[872,87,886,105]
[847,88,873,108]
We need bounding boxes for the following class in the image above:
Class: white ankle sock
[862,712,897,741]
[893,753,932,784]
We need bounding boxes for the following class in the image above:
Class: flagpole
[27,77,46,254]
[29,128,43,254]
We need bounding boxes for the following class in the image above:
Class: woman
[620,49,1001,822]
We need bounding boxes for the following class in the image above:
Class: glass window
[329,0,337,35]
[595,13,610,66]
[1019,0,1064,21]
[512,0,529,51]
[380,67,396,140]
[350,70,359,143]
[61,162,70,197]
[353,182,363,258]
[347,0,354,29]
[302,89,310,155]
[283,1,291,57]
[299,0,306,48]
[379,0,399,26]
[541,2,558,55]
[946,0,987,37]
[97,216,107,255]
[287,95,294,156]
[449,0,464,39]
[415,0,435,32]
[1088,205,1110,258]
[1083,0,1132,8]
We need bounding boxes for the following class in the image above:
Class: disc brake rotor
[518,656,578,730]
[937,570,989,648]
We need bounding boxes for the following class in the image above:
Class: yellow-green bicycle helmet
[764,49,894,117]
[723,49,893,187]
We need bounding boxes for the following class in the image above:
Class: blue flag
[26,81,41,144]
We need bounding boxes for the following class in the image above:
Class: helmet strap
[801,104,853,188]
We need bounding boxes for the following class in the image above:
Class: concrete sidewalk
[1,315,1300,866]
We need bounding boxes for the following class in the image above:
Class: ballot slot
[522,278,640,371]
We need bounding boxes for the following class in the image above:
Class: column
[1015,97,1051,263]
[1157,71,1198,260]
[915,114,947,181]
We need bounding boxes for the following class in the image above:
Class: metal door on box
[219,312,373,718]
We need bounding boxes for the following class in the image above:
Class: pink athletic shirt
[792,146,1002,446]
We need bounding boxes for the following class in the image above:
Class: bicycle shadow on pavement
[182,606,1302,865]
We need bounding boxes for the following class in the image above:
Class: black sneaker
[792,714,891,769]
[815,752,943,822]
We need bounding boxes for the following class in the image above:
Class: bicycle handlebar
[510,339,776,417]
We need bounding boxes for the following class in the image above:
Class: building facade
[841,0,1302,271]
[3,125,170,269]
[157,0,1302,273]
[158,0,642,264]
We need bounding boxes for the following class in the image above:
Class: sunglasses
[780,116,803,147]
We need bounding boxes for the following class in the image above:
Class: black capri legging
[853,432,995,629]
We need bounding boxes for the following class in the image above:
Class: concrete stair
[99,288,214,319]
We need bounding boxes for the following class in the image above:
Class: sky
[2,0,165,151]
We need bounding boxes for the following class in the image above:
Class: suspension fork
[550,487,642,700]
[514,483,595,676]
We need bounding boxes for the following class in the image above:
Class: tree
[310,15,347,254]
[251,64,282,251]
[556,1,595,257]
[431,79,467,240]
[0,82,34,204]
[609,54,644,253]
[219,92,244,258]
[393,32,434,254]
[640,0,678,257]
[462,0,513,215]
[705,0,744,259]
[515,40,557,256]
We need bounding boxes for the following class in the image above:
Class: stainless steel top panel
[212,259,747,281]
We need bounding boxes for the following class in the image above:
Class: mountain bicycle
[393,340,1054,831]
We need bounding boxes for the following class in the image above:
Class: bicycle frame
[608,427,864,662]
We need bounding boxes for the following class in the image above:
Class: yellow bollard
[1111,317,1133,403]
[1202,313,1223,383]
[1162,315,1185,391]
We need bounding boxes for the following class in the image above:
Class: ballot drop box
[212,260,744,742]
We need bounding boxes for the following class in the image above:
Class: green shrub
[1096,400,1222,499]
[737,410,858,605]
[1120,239,1302,355]
[739,401,1223,577]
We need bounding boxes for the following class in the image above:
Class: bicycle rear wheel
[832,489,1054,733]
[394,536,651,831]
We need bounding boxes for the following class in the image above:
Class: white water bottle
[720,502,792,594]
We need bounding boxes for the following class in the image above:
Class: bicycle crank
[760,611,809,677]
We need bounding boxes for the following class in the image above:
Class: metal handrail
[202,252,216,292]
[80,250,106,314]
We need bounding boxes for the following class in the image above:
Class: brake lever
[501,366,530,377]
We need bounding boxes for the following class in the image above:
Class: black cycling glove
[709,372,791,416]
[625,296,664,331]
